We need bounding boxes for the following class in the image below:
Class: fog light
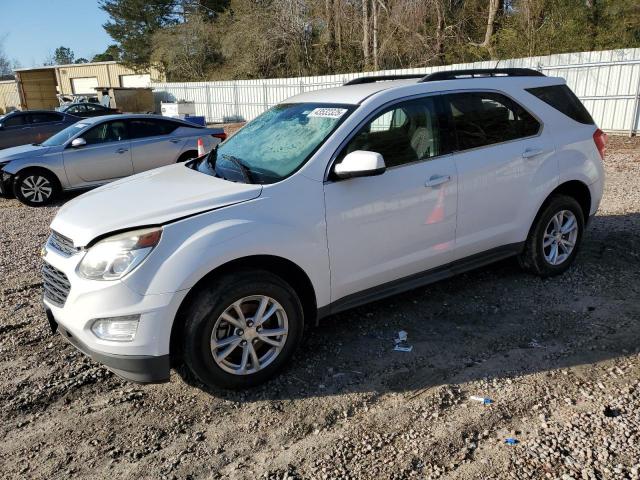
[91,315,140,342]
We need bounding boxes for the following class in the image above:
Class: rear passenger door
[444,91,555,260]
[128,119,184,173]
[26,112,67,143]
[0,113,28,148]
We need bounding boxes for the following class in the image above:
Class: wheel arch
[13,166,62,191]
[551,180,592,221]
[527,180,592,241]
[169,254,317,363]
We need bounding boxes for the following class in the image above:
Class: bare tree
[362,0,370,68]
[471,0,501,58]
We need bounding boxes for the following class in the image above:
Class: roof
[72,113,203,125]
[286,75,565,105]
[15,61,120,72]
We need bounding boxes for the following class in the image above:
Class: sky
[1,0,112,68]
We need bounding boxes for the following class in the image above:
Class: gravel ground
[0,136,638,479]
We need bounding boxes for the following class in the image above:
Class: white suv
[42,69,606,389]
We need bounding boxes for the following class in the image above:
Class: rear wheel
[13,170,59,207]
[182,270,304,389]
[519,194,584,277]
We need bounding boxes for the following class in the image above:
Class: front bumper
[0,170,13,197]
[41,240,189,384]
[46,308,170,383]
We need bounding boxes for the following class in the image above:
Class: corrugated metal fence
[153,48,640,134]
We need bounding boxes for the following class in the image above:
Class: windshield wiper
[206,145,218,170]
[221,154,254,184]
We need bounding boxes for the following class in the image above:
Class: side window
[445,92,540,151]
[85,104,101,112]
[67,105,83,114]
[128,119,178,139]
[341,97,444,168]
[3,114,25,127]
[29,113,63,124]
[82,120,129,145]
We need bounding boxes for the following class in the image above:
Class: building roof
[15,61,120,72]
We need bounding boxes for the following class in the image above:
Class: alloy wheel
[542,210,578,266]
[20,175,53,204]
[210,295,288,375]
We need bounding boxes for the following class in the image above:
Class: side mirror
[334,150,386,179]
[71,138,87,148]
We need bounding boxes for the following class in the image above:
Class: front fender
[121,176,330,308]
[2,153,68,187]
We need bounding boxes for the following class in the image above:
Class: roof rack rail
[419,68,544,82]
[344,74,425,86]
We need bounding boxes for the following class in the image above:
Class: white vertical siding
[152,48,640,133]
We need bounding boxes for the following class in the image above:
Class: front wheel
[182,270,304,389]
[13,170,59,206]
[519,194,585,277]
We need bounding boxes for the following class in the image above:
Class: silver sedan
[0,114,226,206]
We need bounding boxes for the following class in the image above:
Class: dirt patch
[0,137,639,479]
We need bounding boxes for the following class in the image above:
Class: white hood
[51,163,262,246]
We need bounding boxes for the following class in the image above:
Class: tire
[519,194,585,277]
[182,270,304,389]
[176,151,198,163]
[13,169,60,207]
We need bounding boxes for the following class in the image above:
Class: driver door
[324,96,458,303]
[62,119,133,186]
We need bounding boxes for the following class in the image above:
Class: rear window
[128,119,180,139]
[28,112,63,124]
[526,85,594,125]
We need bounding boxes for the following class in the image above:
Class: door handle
[169,138,181,144]
[522,148,544,159]
[425,175,451,188]
[116,148,129,154]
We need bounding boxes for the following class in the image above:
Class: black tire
[176,150,198,163]
[13,169,60,207]
[182,270,304,389]
[519,194,585,277]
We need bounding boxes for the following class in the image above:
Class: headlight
[77,227,162,280]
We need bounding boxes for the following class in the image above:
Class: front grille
[47,230,78,257]
[42,262,71,308]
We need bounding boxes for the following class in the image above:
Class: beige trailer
[96,87,155,113]
[15,69,58,110]
[0,80,20,114]
[14,62,163,110]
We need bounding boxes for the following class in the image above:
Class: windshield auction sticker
[307,108,348,119]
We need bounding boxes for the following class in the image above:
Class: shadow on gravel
[177,212,640,402]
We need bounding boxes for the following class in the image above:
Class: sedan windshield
[41,122,89,146]
[204,103,354,183]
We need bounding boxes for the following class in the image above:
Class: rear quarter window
[526,85,594,125]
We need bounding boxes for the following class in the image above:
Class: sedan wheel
[20,175,53,204]
[14,171,59,207]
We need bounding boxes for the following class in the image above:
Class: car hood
[0,144,52,163]
[51,163,263,247]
